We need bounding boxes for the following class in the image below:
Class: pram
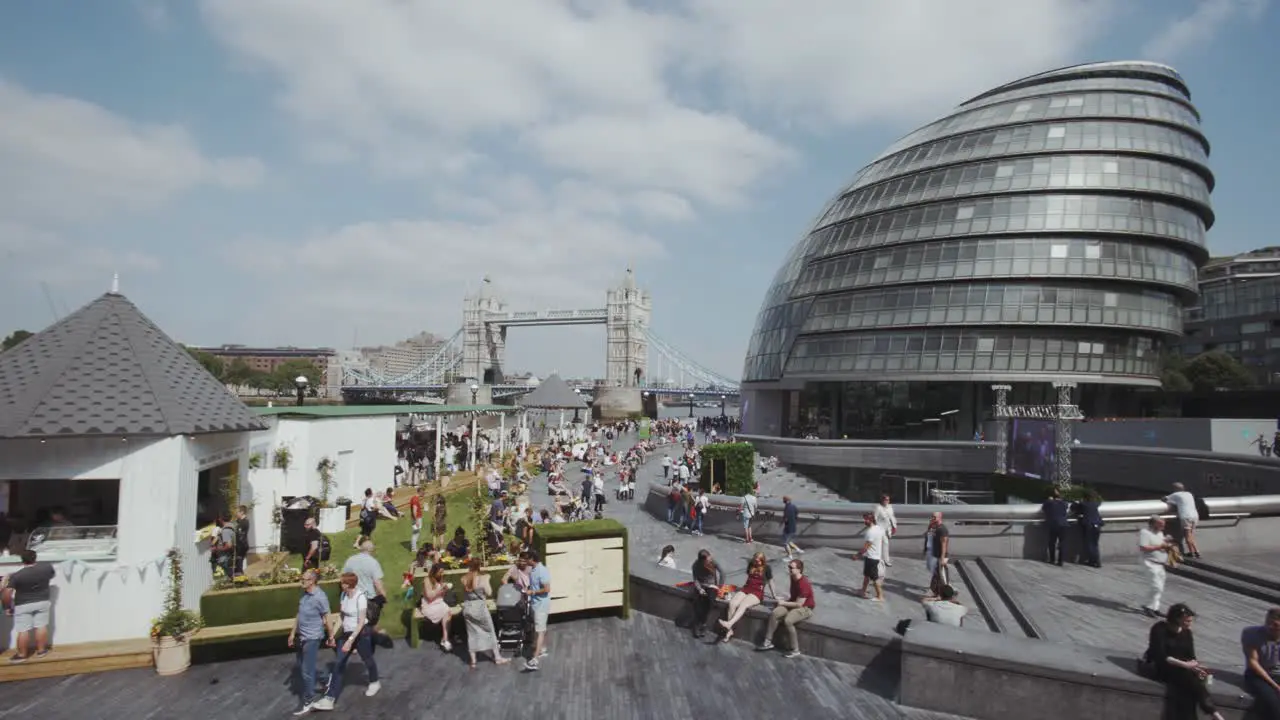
[495,582,532,657]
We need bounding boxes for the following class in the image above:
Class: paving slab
[1,612,971,720]
[985,556,1270,671]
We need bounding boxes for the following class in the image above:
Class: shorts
[741,514,752,530]
[1180,518,1198,531]
[863,557,881,581]
[532,605,549,633]
[14,600,51,633]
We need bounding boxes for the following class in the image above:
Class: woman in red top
[719,552,775,642]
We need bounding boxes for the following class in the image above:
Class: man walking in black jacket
[1041,488,1070,566]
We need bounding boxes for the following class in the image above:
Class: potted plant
[316,457,346,533]
[272,446,293,471]
[248,452,263,470]
[151,548,204,675]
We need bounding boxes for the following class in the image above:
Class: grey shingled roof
[0,292,266,438]
[518,373,588,409]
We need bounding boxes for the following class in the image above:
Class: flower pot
[153,635,191,676]
[318,506,347,534]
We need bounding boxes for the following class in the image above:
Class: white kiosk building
[0,291,265,649]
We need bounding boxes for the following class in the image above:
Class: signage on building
[995,405,1084,420]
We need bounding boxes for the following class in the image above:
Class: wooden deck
[0,637,153,683]
[0,613,970,719]
[985,557,1271,670]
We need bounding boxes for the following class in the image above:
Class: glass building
[1182,247,1280,384]
[741,61,1214,440]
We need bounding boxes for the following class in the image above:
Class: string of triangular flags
[56,554,168,585]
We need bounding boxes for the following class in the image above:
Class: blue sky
[0,0,1276,381]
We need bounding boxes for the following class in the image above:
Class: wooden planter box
[200,580,342,627]
[533,519,629,619]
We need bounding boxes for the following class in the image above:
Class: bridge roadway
[343,384,740,399]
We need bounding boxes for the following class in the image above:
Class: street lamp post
[687,393,695,418]
[573,388,582,423]
[720,394,726,417]
[469,382,479,405]
[641,391,649,420]
[294,375,308,407]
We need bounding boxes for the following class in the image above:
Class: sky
[1,0,1277,382]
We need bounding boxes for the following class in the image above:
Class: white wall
[0,432,249,645]
[241,415,397,551]
[1210,419,1277,456]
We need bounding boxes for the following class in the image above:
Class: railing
[931,489,995,505]
[484,308,607,323]
[692,487,1280,524]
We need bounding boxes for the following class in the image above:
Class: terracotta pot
[153,635,191,676]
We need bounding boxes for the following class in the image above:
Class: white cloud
[1142,0,1269,61]
[224,204,665,348]
[134,0,172,31]
[0,78,263,228]
[0,78,264,286]
[196,0,1117,370]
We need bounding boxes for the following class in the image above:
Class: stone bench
[900,620,1257,720]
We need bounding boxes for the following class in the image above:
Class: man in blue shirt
[782,496,803,559]
[1041,488,1070,566]
[288,569,334,715]
[1071,491,1104,567]
[524,550,552,671]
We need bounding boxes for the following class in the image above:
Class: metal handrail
[670,486,1280,523]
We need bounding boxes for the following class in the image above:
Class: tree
[1183,350,1255,392]
[184,346,225,381]
[2,330,32,352]
[1159,351,1192,393]
[270,359,324,395]
[224,358,254,387]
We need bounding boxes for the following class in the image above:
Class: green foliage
[184,346,225,380]
[1182,350,1255,391]
[2,329,32,353]
[201,579,343,627]
[316,457,337,507]
[698,442,756,496]
[248,452,263,470]
[151,548,205,640]
[273,446,293,470]
[224,358,254,386]
[469,490,492,566]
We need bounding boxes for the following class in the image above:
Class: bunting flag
[56,555,167,583]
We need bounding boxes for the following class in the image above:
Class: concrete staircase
[757,466,853,505]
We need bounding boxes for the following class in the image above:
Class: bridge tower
[461,276,507,383]
[605,267,651,387]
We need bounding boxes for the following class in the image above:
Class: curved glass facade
[743,61,1213,391]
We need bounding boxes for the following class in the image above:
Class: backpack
[318,535,332,562]
[359,505,374,524]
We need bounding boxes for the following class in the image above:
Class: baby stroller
[495,582,532,657]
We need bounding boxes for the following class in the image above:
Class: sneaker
[756,641,775,651]
[8,655,27,664]
[537,650,549,659]
[784,649,801,658]
[365,681,381,697]
[524,658,540,672]
[292,704,314,716]
[311,697,335,711]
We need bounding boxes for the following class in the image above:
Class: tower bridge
[341,269,740,406]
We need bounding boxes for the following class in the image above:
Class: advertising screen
[1010,419,1056,482]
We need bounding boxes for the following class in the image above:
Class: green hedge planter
[404,565,511,649]
[698,442,755,496]
[200,580,342,628]
[533,519,630,620]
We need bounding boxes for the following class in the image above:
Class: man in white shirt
[856,514,886,602]
[1138,515,1174,618]
[873,494,898,567]
[661,454,672,480]
[1163,482,1202,558]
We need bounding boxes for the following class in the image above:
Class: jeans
[666,498,676,523]
[295,638,324,704]
[691,589,716,631]
[1046,525,1065,565]
[782,531,795,552]
[327,630,378,700]
[765,605,813,651]
[1244,673,1280,718]
[1144,561,1166,611]
[696,512,704,534]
